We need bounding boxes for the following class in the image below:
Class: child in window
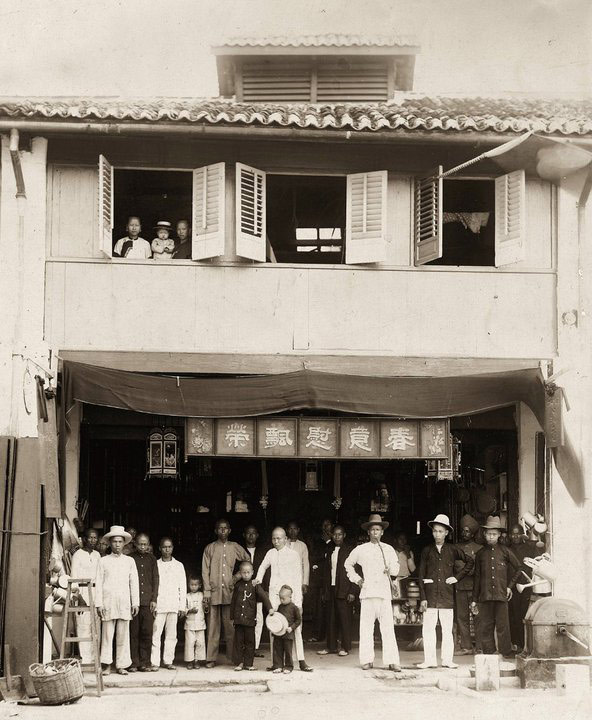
[114,216,151,258]
[185,575,207,669]
[151,221,175,261]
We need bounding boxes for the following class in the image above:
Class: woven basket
[29,659,84,705]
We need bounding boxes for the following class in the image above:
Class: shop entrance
[79,404,518,581]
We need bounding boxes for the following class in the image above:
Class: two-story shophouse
[1,35,591,673]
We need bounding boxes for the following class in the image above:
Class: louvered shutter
[414,166,443,265]
[192,162,226,260]
[235,163,266,262]
[98,154,114,257]
[345,170,387,264]
[495,170,526,266]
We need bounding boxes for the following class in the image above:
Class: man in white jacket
[70,528,101,666]
[151,537,187,669]
[255,527,313,672]
[344,514,401,672]
[95,525,140,675]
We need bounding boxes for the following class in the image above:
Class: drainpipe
[8,129,27,433]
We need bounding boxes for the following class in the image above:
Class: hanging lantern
[299,461,321,491]
[147,427,179,477]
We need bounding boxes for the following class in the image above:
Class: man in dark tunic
[507,524,537,651]
[454,514,482,654]
[129,533,159,671]
[472,516,522,657]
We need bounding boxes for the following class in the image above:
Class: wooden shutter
[235,163,266,262]
[345,171,387,264]
[192,162,226,260]
[317,59,389,102]
[495,170,526,266]
[414,166,443,265]
[98,154,113,257]
[241,59,312,102]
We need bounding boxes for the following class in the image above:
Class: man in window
[173,219,192,260]
[113,216,151,259]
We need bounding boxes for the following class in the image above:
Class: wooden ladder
[59,578,103,696]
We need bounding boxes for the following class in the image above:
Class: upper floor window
[414,168,526,267]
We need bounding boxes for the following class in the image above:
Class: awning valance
[62,360,545,422]
[61,360,584,504]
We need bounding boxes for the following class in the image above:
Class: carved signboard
[186,417,450,460]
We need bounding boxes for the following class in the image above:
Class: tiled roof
[1,95,591,135]
[217,34,420,49]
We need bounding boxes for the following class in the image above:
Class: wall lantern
[299,460,322,491]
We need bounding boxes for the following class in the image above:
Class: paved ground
[2,644,591,720]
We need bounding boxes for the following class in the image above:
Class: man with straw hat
[95,525,140,675]
[417,514,474,669]
[471,516,522,658]
[454,514,482,655]
[344,514,401,672]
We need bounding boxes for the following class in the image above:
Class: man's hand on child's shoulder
[268,609,275,615]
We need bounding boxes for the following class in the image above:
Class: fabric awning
[61,360,585,504]
[62,360,545,423]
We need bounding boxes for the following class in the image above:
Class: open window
[264,170,387,265]
[414,169,526,267]
[98,157,226,261]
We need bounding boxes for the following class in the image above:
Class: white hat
[103,525,132,544]
[428,514,453,532]
[266,612,289,637]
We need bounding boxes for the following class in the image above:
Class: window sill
[46,257,556,274]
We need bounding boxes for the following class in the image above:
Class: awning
[441,131,592,183]
[62,360,585,504]
[62,360,545,422]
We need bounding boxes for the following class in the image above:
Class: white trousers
[255,602,263,649]
[184,628,206,662]
[75,611,96,665]
[422,608,454,666]
[151,612,178,666]
[100,619,131,669]
[359,598,400,666]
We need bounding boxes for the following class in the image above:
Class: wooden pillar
[4,438,42,677]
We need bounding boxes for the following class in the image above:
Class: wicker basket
[29,659,84,705]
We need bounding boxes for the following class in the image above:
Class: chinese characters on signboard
[185,417,450,460]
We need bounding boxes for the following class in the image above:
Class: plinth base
[516,654,592,689]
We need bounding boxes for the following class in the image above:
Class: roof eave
[2,117,591,147]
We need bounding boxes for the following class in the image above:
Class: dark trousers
[326,588,353,653]
[478,600,512,655]
[508,588,531,649]
[130,605,154,668]
[307,586,326,641]
[272,635,294,670]
[455,589,474,650]
[232,624,255,667]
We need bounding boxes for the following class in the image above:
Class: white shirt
[247,547,256,563]
[155,557,187,613]
[344,542,399,601]
[256,545,302,608]
[185,591,206,631]
[95,553,140,620]
[287,538,310,585]
[113,236,152,259]
[70,548,101,602]
[330,546,340,586]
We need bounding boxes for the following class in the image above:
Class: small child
[113,216,151,258]
[184,576,206,669]
[271,585,301,674]
[230,561,272,671]
[151,221,175,262]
